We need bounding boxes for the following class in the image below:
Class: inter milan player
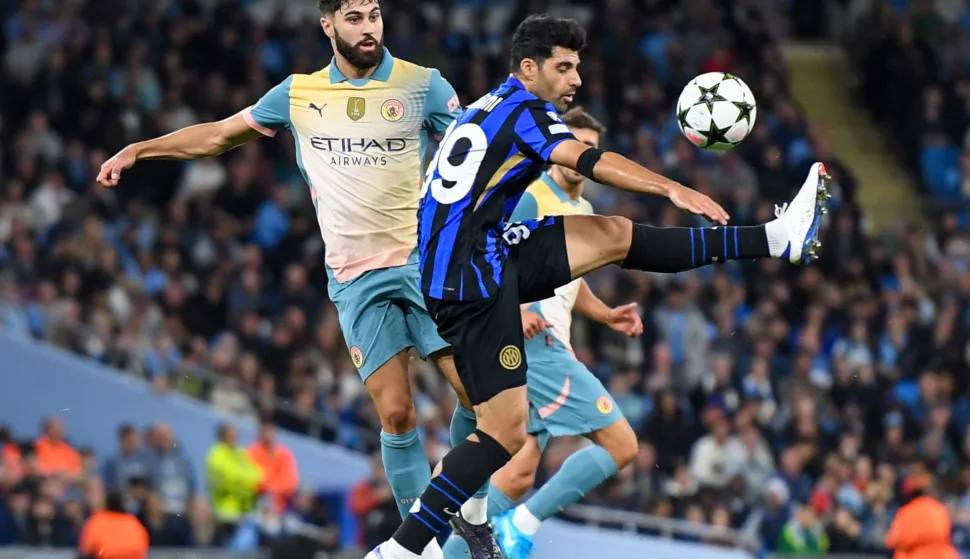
[368,14,829,559]
[97,2,479,557]
[442,108,643,559]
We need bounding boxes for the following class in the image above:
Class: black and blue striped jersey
[418,75,576,301]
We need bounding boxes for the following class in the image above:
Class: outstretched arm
[96,113,261,187]
[574,280,643,337]
[99,75,295,188]
[548,139,730,224]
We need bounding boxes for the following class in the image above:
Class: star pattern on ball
[697,83,727,110]
[706,119,733,146]
[733,101,754,123]
[677,106,692,131]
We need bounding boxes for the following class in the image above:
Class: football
[676,72,757,151]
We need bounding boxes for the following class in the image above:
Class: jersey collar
[541,173,582,206]
[329,47,395,84]
[504,74,527,90]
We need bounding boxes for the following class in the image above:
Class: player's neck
[549,168,583,200]
[334,53,380,80]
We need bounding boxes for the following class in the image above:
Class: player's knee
[593,216,633,258]
[506,463,537,497]
[487,413,528,455]
[606,424,639,469]
[377,400,417,434]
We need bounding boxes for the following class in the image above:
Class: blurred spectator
[78,492,148,559]
[349,453,398,550]
[0,483,31,545]
[777,504,830,555]
[137,493,192,547]
[145,424,196,517]
[247,419,299,513]
[101,424,151,493]
[206,423,261,544]
[885,473,960,559]
[34,417,81,479]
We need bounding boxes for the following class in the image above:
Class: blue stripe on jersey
[430,198,470,297]
[419,196,435,270]
[485,231,502,289]
[471,256,487,299]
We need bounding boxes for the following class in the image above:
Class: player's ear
[519,58,538,81]
[320,16,334,39]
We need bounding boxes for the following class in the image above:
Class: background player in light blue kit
[442,108,642,559]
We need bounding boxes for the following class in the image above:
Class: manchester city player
[370,14,828,559]
[441,108,643,559]
[97,2,479,557]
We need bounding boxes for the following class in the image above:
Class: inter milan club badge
[381,99,405,122]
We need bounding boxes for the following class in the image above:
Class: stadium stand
[1,0,969,558]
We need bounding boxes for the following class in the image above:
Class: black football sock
[621,223,770,273]
[392,430,512,554]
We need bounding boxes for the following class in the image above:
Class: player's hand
[668,183,730,225]
[97,145,138,188]
[521,309,551,340]
[606,302,643,337]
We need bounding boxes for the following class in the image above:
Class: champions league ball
[676,72,757,151]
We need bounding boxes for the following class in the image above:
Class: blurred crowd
[0,417,342,556]
[1,0,970,556]
[851,0,970,206]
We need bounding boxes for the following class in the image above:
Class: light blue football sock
[380,429,431,519]
[486,484,516,518]
[442,529,472,559]
[524,445,619,521]
[450,404,489,499]
[441,486,516,559]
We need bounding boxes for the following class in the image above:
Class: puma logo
[309,102,326,117]
[443,507,459,517]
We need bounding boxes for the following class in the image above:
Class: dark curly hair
[509,15,587,74]
[318,0,378,16]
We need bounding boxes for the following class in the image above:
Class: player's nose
[569,71,582,89]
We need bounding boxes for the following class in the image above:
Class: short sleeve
[423,69,461,138]
[514,102,576,162]
[243,75,294,137]
[508,192,539,223]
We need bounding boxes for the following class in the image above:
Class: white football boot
[771,161,831,265]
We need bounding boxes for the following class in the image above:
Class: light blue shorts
[524,333,624,450]
[327,252,448,381]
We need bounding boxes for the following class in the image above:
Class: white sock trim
[512,504,542,536]
[461,496,488,525]
[386,538,422,559]
[764,218,788,258]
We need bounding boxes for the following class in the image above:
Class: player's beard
[334,28,384,71]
